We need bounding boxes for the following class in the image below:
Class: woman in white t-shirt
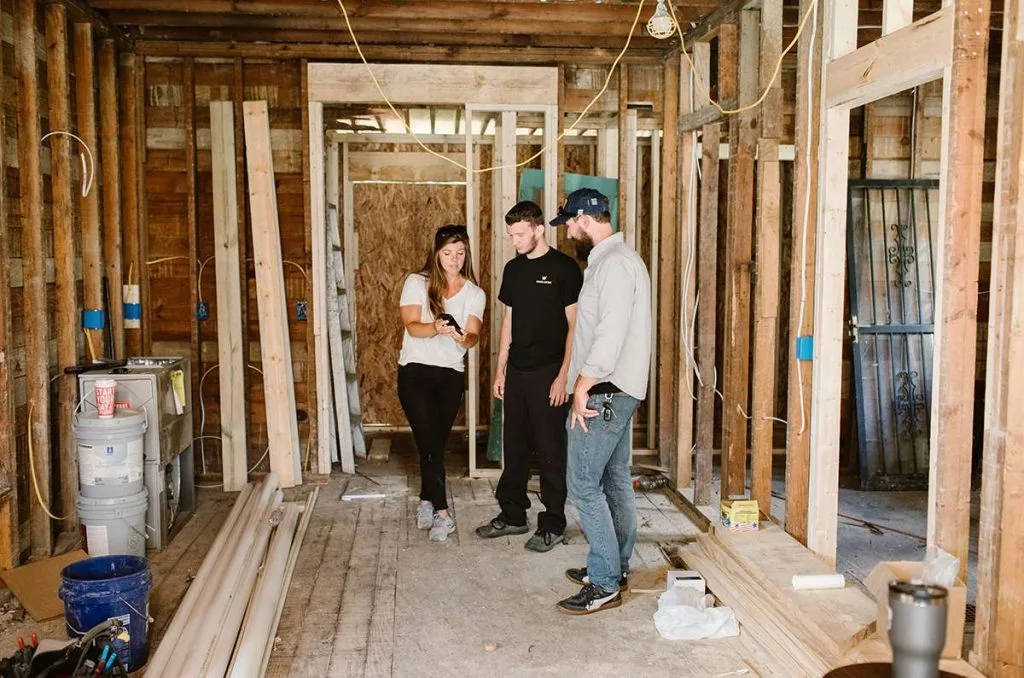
[398,224,486,543]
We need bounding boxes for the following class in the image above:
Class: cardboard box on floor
[865,561,966,659]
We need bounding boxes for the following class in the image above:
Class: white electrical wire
[41,130,95,197]
[198,363,265,474]
[795,0,819,436]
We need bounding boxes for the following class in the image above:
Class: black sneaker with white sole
[565,567,628,589]
[557,583,622,615]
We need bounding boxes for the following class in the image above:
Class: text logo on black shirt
[536,275,553,285]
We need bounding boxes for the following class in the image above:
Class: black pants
[495,362,569,534]
[397,362,464,511]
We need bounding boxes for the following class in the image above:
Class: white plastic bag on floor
[653,587,739,640]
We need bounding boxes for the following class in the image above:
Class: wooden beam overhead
[681,0,762,47]
[308,63,557,106]
[825,7,953,110]
[133,40,666,64]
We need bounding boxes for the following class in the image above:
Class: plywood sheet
[354,183,466,425]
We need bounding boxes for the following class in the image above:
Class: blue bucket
[59,555,152,672]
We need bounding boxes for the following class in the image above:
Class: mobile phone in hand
[439,313,464,335]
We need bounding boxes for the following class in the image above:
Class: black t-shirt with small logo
[498,248,584,370]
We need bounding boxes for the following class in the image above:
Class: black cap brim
[549,213,571,227]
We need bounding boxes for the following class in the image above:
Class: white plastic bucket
[77,489,149,558]
[73,408,147,499]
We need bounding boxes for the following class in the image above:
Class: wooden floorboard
[327,501,383,677]
[364,497,404,677]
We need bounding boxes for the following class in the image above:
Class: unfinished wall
[0,1,119,563]
[141,56,314,475]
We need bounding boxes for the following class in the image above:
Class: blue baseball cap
[549,188,611,226]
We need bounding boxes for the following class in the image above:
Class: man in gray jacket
[548,188,652,615]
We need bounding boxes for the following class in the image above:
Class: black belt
[588,382,620,396]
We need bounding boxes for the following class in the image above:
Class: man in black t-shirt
[475,201,583,551]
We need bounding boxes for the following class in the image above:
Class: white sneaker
[417,501,434,530]
[429,513,456,542]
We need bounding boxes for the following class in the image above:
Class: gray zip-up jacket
[568,232,652,400]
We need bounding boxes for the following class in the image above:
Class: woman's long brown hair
[419,225,477,319]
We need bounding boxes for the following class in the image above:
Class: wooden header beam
[825,7,953,110]
[309,63,558,105]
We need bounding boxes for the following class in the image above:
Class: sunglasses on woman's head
[435,225,468,241]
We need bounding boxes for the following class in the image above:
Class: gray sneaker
[417,500,434,530]
[429,513,456,542]
[524,530,562,553]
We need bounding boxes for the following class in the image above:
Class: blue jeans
[566,392,639,592]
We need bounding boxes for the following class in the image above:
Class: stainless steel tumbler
[888,581,948,678]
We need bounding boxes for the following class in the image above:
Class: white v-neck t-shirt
[398,273,486,372]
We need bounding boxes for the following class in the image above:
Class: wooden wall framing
[808,0,990,586]
[307,63,558,476]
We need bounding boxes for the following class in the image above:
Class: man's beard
[520,233,541,256]
[573,232,594,261]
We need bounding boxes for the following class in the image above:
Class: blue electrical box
[196,300,209,321]
[296,300,308,321]
[795,336,813,361]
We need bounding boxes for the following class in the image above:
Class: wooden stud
[120,54,142,356]
[882,0,914,34]
[646,130,661,451]
[676,56,697,493]
[137,57,153,356]
[304,65,326,475]
[0,0,17,568]
[210,101,248,492]
[74,23,104,359]
[617,64,629,239]
[100,40,124,359]
[47,4,79,535]
[464,108,480,477]
[184,58,201,454]
[623,111,639,250]
[556,65,566,250]
[657,54,680,475]
[243,100,303,489]
[928,0,992,583]
[18,0,53,557]
[232,59,253,461]
[751,0,783,514]
[785,0,823,546]
[341,144,356,329]
[720,13,759,500]
[695,122,720,506]
[807,0,858,565]
[974,0,1023,670]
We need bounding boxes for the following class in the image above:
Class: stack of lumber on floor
[678,523,876,675]
[145,474,318,678]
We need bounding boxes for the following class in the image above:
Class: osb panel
[354,183,468,426]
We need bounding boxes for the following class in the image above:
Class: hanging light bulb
[646,0,677,39]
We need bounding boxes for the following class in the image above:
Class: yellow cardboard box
[864,560,966,659]
[720,499,760,531]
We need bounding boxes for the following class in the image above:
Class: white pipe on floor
[170,473,280,676]
[257,488,319,677]
[202,492,287,677]
[227,502,299,677]
[145,482,255,677]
